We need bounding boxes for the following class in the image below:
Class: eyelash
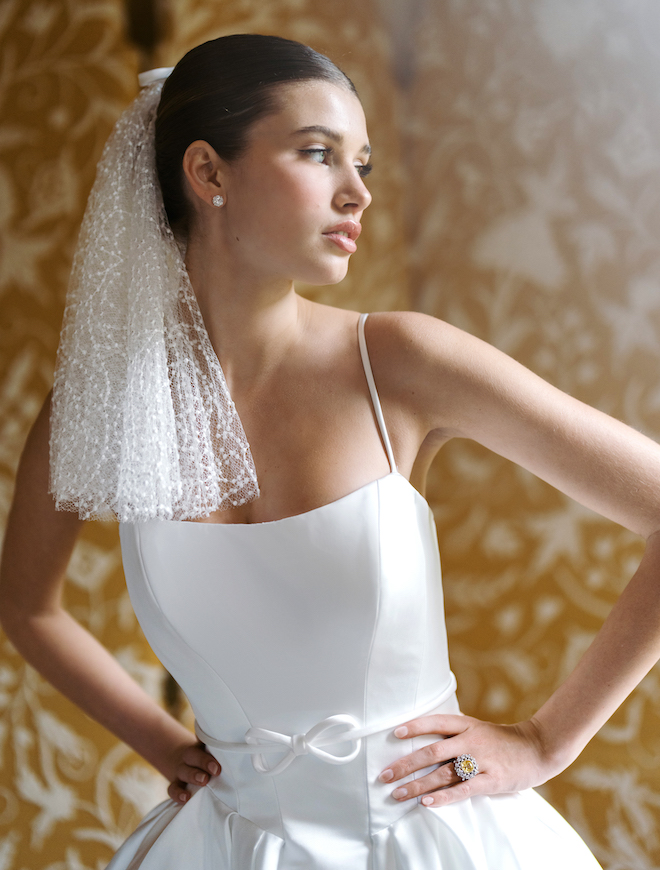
[300,148,373,179]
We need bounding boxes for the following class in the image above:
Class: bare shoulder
[362,309,586,427]
[361,310,503,432]
[363,311,660,537]
[363,309,456,350]
[362,310,491,376]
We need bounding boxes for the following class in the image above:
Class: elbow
[0,595,31,646]
[0,583,56,649]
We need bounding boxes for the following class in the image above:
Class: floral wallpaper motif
[2,0,660,867]
[0,0,407,867]
[0,3,167,868]
[405,1,660,866]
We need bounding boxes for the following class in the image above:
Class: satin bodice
[120,470,457,860]
[111,315,601,870]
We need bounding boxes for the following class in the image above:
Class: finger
[175,761,215,787]
[168,779,192,805]
[418,772,497,808]
[379,736,463,784]
[388,759,459,802]
[180,743,221,778]
[393,765,494,807]
[393,713,472,740]
[175,752,221,787]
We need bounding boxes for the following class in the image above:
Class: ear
[181,140,227,208]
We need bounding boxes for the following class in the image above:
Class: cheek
[250,179,323,243]
[267,171,321,214]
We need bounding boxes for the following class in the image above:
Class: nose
[336,170,372,214]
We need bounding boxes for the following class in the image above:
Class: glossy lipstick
[322,220,362,254]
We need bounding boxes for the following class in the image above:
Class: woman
[2,33,659,869]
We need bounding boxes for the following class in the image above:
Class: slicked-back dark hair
[155,34,358,231]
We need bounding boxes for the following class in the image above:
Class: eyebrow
[293,125,372,156]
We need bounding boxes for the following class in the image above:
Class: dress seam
[364,478,383,866]
[131,525,284,837]
[411,491,428,790]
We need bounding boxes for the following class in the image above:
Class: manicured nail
[208,762,219,776]
[392,787,408,799]
[379,769,394,783]
[195,772,207,783]
[180,792,189,802]
[394,726,408,738]
[421,796,434,806]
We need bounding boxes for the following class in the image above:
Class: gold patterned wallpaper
[0,4,169,868]
[407,4,660,867]
[1,0,659,867]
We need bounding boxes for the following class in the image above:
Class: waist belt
[195,672,457,776]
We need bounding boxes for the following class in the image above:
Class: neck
[184,230,306,394]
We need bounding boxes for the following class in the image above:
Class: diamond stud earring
[212,195,224,207]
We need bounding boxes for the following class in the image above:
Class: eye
[356,162,373,179]
[300,147,331,164]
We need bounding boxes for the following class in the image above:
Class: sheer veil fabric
[49,79,259,523]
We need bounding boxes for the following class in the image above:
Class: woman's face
[220,80,373,287]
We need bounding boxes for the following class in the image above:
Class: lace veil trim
[50,77,259,522]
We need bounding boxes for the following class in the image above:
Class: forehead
[249,80,369,149]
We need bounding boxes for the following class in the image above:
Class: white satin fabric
[110,315,601,869]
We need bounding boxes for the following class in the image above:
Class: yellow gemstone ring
[453,753,479,780]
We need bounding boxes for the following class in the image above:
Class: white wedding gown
[110,314,601,869]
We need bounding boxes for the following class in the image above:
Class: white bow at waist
[195,673,457,776]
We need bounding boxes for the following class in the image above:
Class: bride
[1,33,659,869]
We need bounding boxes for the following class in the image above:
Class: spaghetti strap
[358,313,397,473]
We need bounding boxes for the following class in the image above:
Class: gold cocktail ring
[453,753,479,780]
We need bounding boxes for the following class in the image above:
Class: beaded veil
[49,73,259,522]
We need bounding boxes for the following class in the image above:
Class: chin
[297,262,351,287]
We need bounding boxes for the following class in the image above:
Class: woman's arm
[368,311,660,805]
[381,532,660,806]
[371,311,660,537]
[0,394,219,804]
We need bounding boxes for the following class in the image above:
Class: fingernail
[421,796,434,806]
[392,787,408,800]
[195,772,207,783]
[379,769,394,783]
[394,726,408,738]
[208,762,219,776]
[180,792,189,802]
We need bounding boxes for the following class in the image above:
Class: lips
[322,220,362,254]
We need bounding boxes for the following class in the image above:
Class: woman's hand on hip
[378,713,561,808]
[165,739,221,804]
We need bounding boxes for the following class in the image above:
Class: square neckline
[152,314,403,529]
[153,471,430,529]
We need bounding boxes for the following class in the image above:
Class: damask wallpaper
[406,4,660,867]
[1,0,659,867]
[0,4,168,868]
